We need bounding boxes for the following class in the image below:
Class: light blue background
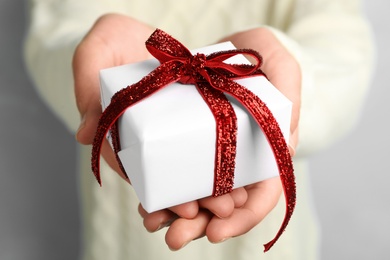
[0,1,389,259]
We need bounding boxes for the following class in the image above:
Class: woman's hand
[139,27,301,250]
[139,178,282,250]
[222,27,301,152]
[73,13,154,179]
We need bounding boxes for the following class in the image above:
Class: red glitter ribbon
[91,29,296,252]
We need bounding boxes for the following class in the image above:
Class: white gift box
[100,42,292,213]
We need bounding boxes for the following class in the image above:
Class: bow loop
[206,49,263,77]
[146,29,265,86]
[146,29,192,63]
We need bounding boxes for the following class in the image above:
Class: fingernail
[288,143,296,157]
[214,237,231,244]
[169,241,190,251]
[75,115,86,142]
[155,217,177,232]
[179,241,190,249]
[155,222,168,232]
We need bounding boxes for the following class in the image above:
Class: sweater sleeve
[23,0,131,132]
[266,0,375,157]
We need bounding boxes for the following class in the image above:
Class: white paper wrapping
[100,42,292,212]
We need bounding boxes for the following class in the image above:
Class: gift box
[93,29,296,252]
[99,41,292,213]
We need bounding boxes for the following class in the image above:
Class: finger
[198,193,234,219]
[198,187,248,219]
[168,201,199,219]
[288,128,299,157]
[138,204,178,232]
[207,208,258,243]
[206,177,282,243]
[165,209,213,251]
[138,203,148,218]
[229,187,248,208]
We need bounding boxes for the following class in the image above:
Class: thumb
[72,33,107,145]
[75,104,101,145]
[73,56,102,145]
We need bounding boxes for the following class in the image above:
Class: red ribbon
[91,29,296,252]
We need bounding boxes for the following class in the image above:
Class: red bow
[91,29,296,252]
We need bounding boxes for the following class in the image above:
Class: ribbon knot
[190,53,207,71]
[91,29,296,252]
[178,53,207,84]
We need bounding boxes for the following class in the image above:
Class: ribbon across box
[99,42,292,213]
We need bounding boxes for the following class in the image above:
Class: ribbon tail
[210,75,296,252]
[91,62,182,185]
[196,82,237,197]
[110,122,128,179]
